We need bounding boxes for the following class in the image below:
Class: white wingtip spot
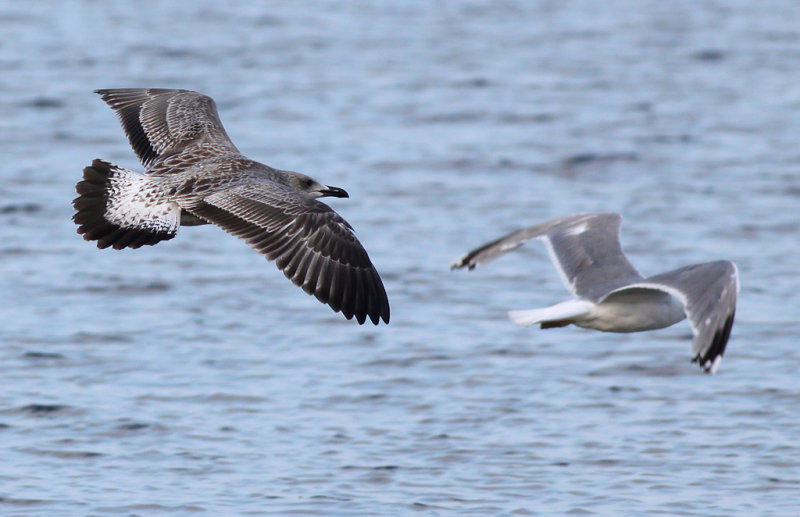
[709,355,722,375]
[449,254,467,269]
[565,221,589,236]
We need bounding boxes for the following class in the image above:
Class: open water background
[1,1,799,515]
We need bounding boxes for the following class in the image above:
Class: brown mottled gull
[73,88,389,325]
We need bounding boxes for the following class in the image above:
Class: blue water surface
[1,1,799,515]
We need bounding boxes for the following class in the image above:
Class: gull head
[286,171,349,199]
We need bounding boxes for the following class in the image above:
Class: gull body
[73,88,389,325]
[452,213,738,373]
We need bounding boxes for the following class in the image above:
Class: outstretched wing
[452,212,643,301]
[95,88,239,170]
[613,260,739,373]
[186,182,390,325]
[450,220,558,270]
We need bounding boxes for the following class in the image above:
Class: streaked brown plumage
[73,88,389,325]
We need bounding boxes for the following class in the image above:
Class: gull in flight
[73,88,389,325]
[451,213,738,373]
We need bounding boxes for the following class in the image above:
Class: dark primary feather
[694,311,735,372]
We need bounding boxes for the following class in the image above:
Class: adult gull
[73,88,389,325]
[451,213,738,373]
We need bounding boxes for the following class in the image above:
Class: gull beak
[321,185,349,198]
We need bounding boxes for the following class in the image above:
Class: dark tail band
[72,159,177,249]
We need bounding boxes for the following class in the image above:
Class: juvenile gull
[451,213,738,373]
[73,88,389,325]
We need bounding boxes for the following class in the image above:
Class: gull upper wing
[185,182,390,325]
[95,88,239,170]
[603,260,739,373]
[452,212,643,301]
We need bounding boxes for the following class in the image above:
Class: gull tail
[72,159,180,250]
[508,300,593,328]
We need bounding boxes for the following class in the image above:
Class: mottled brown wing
[95,88,239,169]
[186,183,390,325]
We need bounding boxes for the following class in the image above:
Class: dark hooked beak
[321,185,349,198]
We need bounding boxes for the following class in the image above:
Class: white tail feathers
[73,159,180,249]
[508,300,593,327]
[508,308,551,327]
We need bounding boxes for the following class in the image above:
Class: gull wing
[603,260,739,373]
[452,212,643,301]
[95,88,239,170]
[185,182,390,325]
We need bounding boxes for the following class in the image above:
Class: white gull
[451,212,738,373]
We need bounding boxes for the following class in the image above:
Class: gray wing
[95,88,239,169]
[614,260,738,373]
[186,182,390,325]
[452,212,643,301]
[450,218,566,270]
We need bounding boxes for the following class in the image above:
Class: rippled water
[2,1,799,515]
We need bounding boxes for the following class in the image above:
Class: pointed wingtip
[371,297,390,325]
[358,306,389,326]
[708,355,723,375]
[694,353,723,374]
[449,255,473,270]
